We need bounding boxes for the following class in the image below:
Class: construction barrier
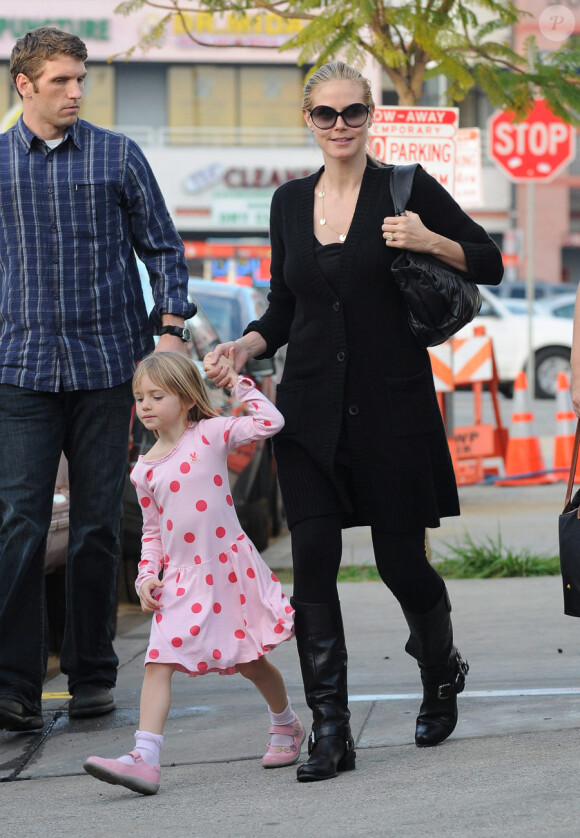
[495,371,558,486]
[429,328,508,486]
[552,371,580,482]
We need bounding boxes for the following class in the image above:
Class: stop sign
[488,99,576,182]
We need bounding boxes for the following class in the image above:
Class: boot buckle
[437,682,452,700]
[454,649,469,694]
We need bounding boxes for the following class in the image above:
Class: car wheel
[245,497,271,552]
[270,478,286,538]
[534,347,571,399]
[119,517,141,605]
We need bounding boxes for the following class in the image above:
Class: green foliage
[433,532,561,578]
[115,0,580,122]
[272,531,560,583]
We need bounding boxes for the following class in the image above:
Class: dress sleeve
[206,377,285,451]
[131,464,164,595]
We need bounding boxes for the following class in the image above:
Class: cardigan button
[333,301,340,311]
[337,351,346,362]
[348,405,359,416]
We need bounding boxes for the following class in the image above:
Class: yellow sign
[0,102,21,132]
[174,12,303,46]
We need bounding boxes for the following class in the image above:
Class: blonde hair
[302,61,380,166]
[302,61,375,112]
[133,352,217,429]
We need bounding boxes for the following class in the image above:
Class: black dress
[245,162,504,531]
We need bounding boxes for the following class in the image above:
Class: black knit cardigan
[245,162,504,531]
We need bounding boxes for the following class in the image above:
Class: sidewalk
[3,482,580,838]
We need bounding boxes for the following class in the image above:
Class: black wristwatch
[159,325,191,342]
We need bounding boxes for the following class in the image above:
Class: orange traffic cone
[496,371,558,485]
[551,371,580,482]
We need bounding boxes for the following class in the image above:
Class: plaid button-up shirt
[0,117,194,392]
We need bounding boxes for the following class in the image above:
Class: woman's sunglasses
[308,103,371,130]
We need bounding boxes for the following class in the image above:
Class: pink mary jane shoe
[262,716,305,768]
[83,750,160,795]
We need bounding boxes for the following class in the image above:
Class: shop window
[168,63,305,145]
[81,64,115,128]
[239,66,304,145]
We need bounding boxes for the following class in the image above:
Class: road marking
[349,687,580,701]
[42,691,71,700]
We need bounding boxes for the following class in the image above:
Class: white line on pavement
[349,687,580,701]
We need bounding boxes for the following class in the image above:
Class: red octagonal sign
[488,99,576,182]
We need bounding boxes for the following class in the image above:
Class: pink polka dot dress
[132,377,294,677]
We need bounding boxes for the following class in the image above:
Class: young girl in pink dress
[84,350,303,795]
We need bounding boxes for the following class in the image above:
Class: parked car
[458,286,574,399]
[119,277,283,603]
[187,277,285,532]
[535,293,576,320]
[483,280,575,300]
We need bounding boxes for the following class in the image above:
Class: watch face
[182,328,191,342]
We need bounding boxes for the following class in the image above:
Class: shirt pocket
[68,181,118,237]
[385,366,441,437]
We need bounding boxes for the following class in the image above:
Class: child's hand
[204,347,239,390]
[138,577,164,613]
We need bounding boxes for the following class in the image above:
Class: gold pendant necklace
[318,179,351,243]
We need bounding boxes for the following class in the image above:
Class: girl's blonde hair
[133,352,217,428]
[302,61,375,112]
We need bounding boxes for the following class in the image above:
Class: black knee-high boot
[402,588,469,747]
[291,598,356,782]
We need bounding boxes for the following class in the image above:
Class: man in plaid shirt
[0,26,195,730]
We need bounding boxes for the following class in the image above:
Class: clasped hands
[203,345,239,390]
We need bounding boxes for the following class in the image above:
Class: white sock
[117,729,163,766]
[269,699,296,747]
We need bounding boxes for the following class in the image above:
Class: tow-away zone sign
[371,107,459,195]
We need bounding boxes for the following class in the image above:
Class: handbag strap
[389,164,420,217]
[564,419,580,513]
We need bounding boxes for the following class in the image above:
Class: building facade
[0,0,577,284]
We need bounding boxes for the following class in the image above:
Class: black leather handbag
[389,164,482,347]
[559,420,580,617]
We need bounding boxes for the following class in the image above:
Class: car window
[186,306,220,359]
[192,292,242,343]
[553,303,575,318]
[478,298,499,317]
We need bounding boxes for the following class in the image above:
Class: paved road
[2,572,580,838]
[2,388,578,837]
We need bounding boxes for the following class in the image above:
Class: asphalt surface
[3,465,580,838]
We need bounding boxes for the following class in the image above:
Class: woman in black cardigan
[206,61,504,782]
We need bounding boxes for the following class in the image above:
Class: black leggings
[290,514,445,614]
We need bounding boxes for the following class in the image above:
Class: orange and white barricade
[429,328,507,486]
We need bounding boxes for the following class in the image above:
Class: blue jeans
[0,381,133,710]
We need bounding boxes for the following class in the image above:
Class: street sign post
[488,99,576,395]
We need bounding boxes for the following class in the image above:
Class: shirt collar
[16,115,82,153]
